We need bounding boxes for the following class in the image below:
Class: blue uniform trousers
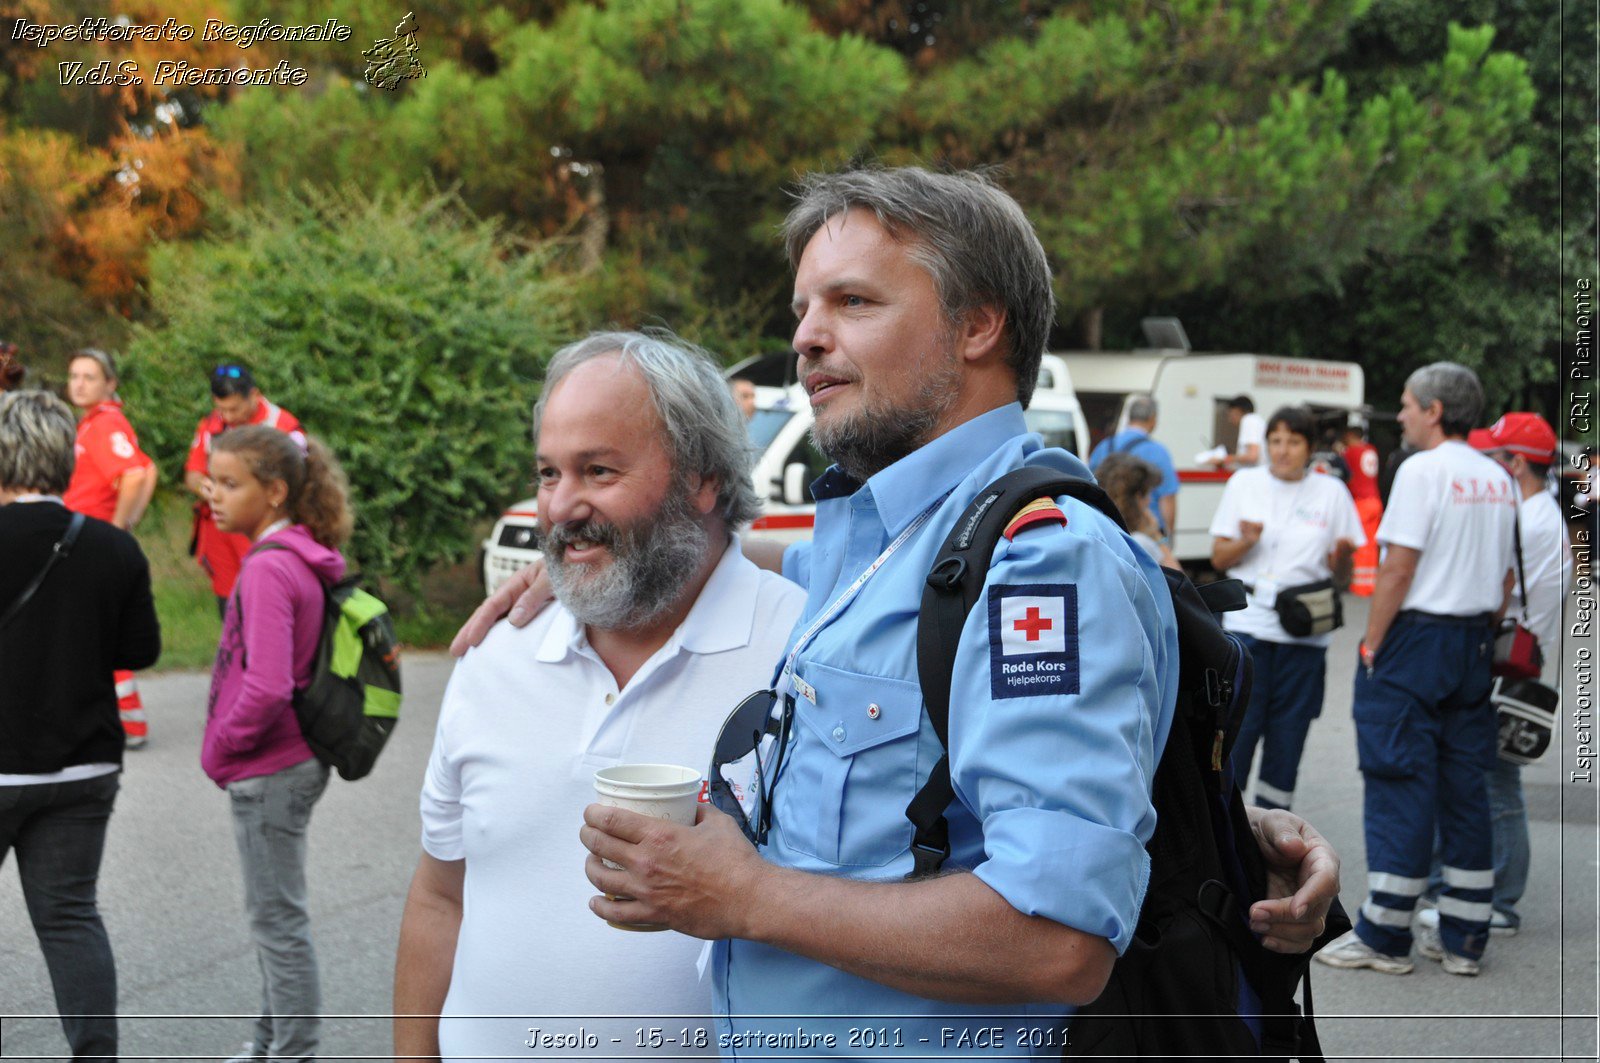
[1352,611,1496,960]
[1232,635,1326,810]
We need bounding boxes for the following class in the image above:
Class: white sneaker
[223,1043,264,1063]
[1415,923,1482,976]
[1416,906,1519,936]
[1315,929,1414,974]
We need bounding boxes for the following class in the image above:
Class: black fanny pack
[1273,578,1344,638]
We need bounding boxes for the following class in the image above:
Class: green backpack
[252,544,403,781]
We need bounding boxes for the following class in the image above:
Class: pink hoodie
[202,524,346,786]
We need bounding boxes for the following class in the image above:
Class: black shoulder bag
[0,511,87,631]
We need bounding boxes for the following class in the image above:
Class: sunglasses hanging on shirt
[707,688,794,846]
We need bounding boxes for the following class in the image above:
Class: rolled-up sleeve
[950,522,1174,955]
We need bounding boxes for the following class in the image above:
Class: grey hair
[1404,362,1483,437]
[533,330,762,527]
[0,390,77,494]
[783,167,1056,407]
[1127,394,1159,424]
[70,347,119,388]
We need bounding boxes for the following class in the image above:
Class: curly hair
[212,426,354,549]
[1094,452,1163,534]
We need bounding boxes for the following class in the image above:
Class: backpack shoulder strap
[906,466,1125,878]
[0,512,86,631]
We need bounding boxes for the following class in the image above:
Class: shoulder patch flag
[1002,497,1067,540]
[987,583,1079,699]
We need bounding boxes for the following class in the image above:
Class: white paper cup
[592,764,703,931]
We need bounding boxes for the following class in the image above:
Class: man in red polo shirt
[183,364,304,610]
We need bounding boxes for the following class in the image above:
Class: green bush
[123,186,569,589]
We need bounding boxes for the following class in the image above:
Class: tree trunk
[1082,307,1103,351]
[577,164,608,274]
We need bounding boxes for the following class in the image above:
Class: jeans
[1430,758,1529,926]
[0,772,121,1061]
[1231,635,1327,810]
[227,757,330,1063]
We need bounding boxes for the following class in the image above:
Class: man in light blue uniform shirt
[566,167,1338,1059]
[1087,395,1180,535]
[711,401,1178,1053]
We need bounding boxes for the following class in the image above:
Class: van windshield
[748,408,794,452]
[1025,407,1080,457]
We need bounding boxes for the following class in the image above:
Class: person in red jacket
[183,364,304,612]
[1337,422,1384,596]
[64,348,158,748]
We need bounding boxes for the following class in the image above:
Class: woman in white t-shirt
[1210,406,1365,810]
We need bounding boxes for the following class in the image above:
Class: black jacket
[0,501,161,773]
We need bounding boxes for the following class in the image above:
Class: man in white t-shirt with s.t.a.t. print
[1319,362,1517,979]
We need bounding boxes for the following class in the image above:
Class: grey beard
[543,487,711,632]
[810,354,961,482]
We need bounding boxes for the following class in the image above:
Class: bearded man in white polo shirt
[1318,362,1517,979]
[392,331,805,1062]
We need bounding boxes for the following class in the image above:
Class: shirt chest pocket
[780,662,927,868]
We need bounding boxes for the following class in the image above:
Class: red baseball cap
[1473,413,1557,462]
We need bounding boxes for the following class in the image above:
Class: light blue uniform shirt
[713,404,1179,1059]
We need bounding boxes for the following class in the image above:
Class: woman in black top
[0,390,161,1062]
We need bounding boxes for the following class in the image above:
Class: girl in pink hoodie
[204,425,352,1063]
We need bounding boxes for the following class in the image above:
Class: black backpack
[908,466,1346,1062]
[246,543,403,781]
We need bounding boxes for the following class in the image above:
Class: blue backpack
[908,466,1346,1062]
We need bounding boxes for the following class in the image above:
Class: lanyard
[778,493,949,700]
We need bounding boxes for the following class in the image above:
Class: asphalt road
[2,597,1596,1061]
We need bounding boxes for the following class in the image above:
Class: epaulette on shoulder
[1002,496,1068,540]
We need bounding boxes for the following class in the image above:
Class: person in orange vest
[183,365,304,613]
[63,348,159,748]
[1339,421,1383,596]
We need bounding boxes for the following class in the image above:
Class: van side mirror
[783,463,809,505]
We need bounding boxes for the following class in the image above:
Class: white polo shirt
[1209,467,1365,646]
[1378,441,1518,616]
[1515,489,1571,652]
[419,539,804,1061]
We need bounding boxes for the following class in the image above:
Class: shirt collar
[861,404,1030,537]
[11,494,65,506]
[534,535,763,662]
[256,519,292,542]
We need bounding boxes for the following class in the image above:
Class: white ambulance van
[1065,347,1365,566]
[480,354,1091,591]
